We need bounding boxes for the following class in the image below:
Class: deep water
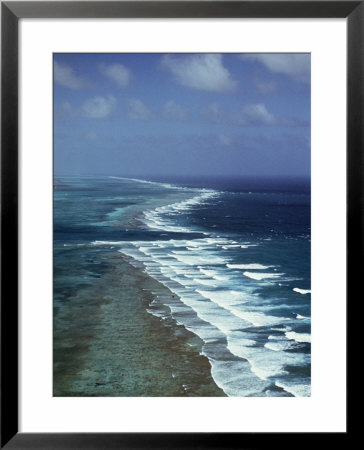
[54,175,310,397]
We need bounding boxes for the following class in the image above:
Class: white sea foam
[212,274,230,282]
[198,268,218,277]
[91,240,125,246]
[275,381,311,397]
[296,314,310,320]
[243,272,283,281]
[221,244,258,249]
[227,263,272,270]
[196,289,249,307]
[195,279,218,287]
[83,172,312,396]
[227,338,289,380]
[209,359,271,397]
[176,294,247,335]
[141,189,219,233]
[196,267,231,281]
[272,326,292,332]
[264,341,294,351]
[146,309,168,320]
[230,310,289,327]
[293,288,311,295]
[285,331,311,343]
[171,253,226,266]
[264,335,297,351]
[115,225,310,397]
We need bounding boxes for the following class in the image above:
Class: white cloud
[82,95,116,118]
[162,54,237,92]
[236,104,276,126]
[201,102,276,126]
[128,99,153,120]
[99,63,131,88]
[162,100,187,121]
[241,54,310,83]
[54,61,85,89]
[254,78,277,94]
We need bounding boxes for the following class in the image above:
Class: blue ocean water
[54,175,310,397]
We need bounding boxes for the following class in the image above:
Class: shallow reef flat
[54,176,311,397]
[53,250,225,397]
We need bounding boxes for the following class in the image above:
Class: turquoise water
[54,176,310,397]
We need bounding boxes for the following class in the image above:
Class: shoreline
[54,248,226,397]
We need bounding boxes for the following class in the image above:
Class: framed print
[1,1,357,448]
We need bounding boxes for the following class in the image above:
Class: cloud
[241,54,310,83]
[54,61,85,89]
[236,104,276,126]
[162,100,187,121]
[128,99,153,120]
[99,63,131,88]
[201,102,276,126]
[82,95,116,118]
[162,54,237,92]
[253,78,277,94]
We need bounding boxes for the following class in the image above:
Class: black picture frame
[1,1,356,448]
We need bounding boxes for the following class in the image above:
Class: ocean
[54,175,311,397]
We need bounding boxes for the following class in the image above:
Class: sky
[54,53,310,179]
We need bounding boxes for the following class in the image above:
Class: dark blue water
[54,175,310,397]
